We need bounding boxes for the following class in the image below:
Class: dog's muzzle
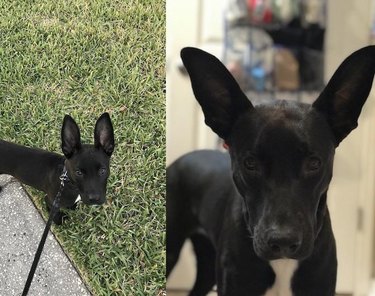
[253,225,307,260]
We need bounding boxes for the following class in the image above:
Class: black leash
[21,167,68,296]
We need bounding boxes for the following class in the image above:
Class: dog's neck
[265,259,298,296]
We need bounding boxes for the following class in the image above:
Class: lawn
[0,0,165,295]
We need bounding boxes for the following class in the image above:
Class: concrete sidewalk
[0,175,91,296]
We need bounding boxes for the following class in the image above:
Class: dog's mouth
[80,195,106,206]
[253,240,310,261]
[85,200,105,206]
[85,200,106,206]
[254,245,307,261]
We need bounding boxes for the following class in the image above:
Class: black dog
[0,113,115,224]
[167,46,375,295]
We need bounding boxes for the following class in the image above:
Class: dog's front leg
[216,238,274,296]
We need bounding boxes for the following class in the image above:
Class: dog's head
[61,112,115,205]
[181,46,375,260]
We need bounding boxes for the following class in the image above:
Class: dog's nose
[88,194,101,203]
[266,229,302,258]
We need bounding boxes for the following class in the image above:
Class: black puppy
[167,46,375,295]
[0,113,115,224]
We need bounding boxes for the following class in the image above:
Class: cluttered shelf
[223,0,326,95]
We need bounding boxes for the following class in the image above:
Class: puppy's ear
[94,112,115,156]
[313,46,375,145]
[61,115,81,158]
[181,47,254,140]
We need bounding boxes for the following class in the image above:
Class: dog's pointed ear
[313,46,375,145]
[94,112,115,156]
[181,47,254,140]
[61,115,81,158]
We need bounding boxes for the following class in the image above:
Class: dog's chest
[264,259,298,296]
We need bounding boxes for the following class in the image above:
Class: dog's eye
[244,156,259,172]
[75,169,83,176]
[98,168,107,176]
[305,156,322,173]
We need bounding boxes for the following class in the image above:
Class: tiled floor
[370,281,375,296]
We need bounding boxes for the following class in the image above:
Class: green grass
[0,0,165,295]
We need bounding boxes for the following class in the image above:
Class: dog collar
[223,142,229,150]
